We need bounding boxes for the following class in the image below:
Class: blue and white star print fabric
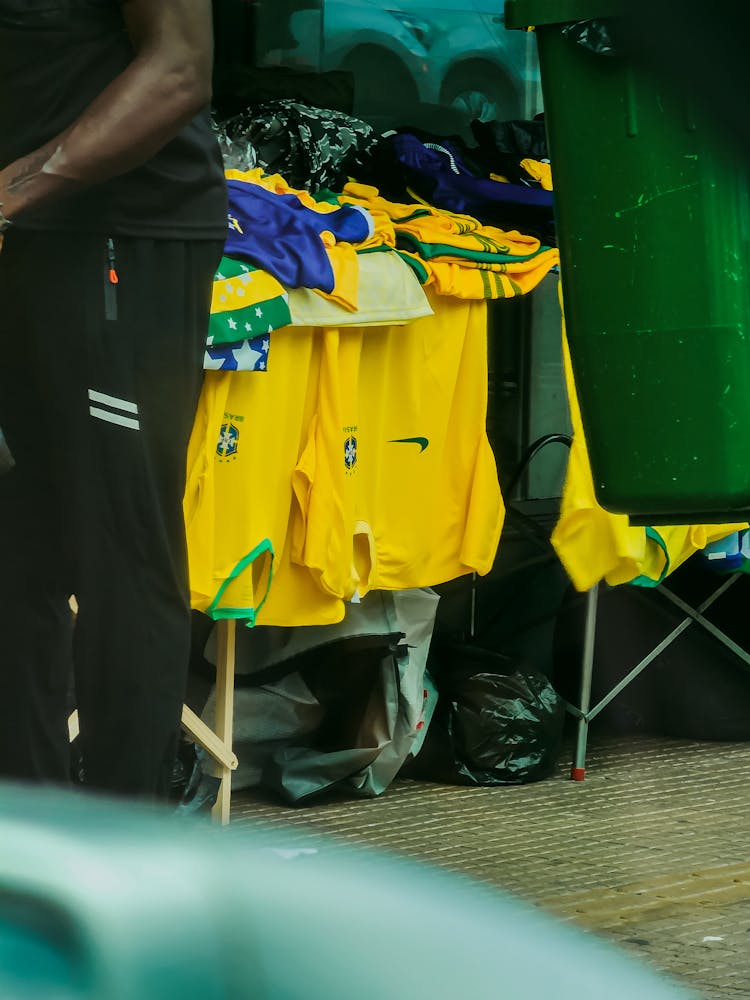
[204,334,271,373]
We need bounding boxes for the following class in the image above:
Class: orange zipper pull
[107,237,119,284]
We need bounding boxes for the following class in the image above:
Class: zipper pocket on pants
[104,237,119,321]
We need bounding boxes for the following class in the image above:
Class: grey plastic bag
[201,588,440,801]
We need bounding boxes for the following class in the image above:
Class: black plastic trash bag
[471,117,549,162]
[561,19,619,57]
[174,755,221,818]
[405,641,565,786]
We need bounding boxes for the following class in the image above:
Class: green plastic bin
[505,0,750,524]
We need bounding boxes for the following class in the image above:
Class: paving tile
[231,734,750,997]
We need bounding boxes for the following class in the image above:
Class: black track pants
[0,229,222,798]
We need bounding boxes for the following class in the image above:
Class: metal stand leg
[571,584,598,781]
[564,573,748,782]
[469,571,477,639]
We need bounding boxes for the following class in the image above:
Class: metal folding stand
[567,572,748,780]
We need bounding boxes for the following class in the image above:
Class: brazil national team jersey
[551,306,747,592]
[291,290,505,597]
[186,292,505,623]
[184,327,319,624]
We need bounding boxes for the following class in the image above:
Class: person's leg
[0,453,74,781]
[0,229,78,784]
[71,237,221,798]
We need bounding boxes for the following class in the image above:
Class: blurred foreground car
[0,783,698,1000]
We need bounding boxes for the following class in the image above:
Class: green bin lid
[504,0,625,29]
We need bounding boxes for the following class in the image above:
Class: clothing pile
[202,162,558,372]
[188,101,565,802]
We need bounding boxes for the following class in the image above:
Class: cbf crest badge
[217,422,240,461]
[344,434,357,473]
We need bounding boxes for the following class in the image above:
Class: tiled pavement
[231,734,750,999]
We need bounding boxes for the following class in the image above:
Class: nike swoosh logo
[389,437,429,452]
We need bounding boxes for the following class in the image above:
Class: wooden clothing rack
[67,597,238,825]
[181,619,238,824]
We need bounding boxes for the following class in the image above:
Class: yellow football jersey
[291,325,364,599]
[184,327,318,622]
[292,291,506,596]
[255,515,347,627]
[256,332,347,628]
[551,307,746,591]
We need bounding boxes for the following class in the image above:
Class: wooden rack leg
[69,595,238,822]
[180,619,238,822]
[211,618,237,824]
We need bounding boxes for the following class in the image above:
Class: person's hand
[0,190,10,238]
[0,197,9,253]
[0,0,214,221]
[0,194,10,248]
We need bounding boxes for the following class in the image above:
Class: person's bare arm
[0,0,214,221]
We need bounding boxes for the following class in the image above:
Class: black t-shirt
[0,0,227,238]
